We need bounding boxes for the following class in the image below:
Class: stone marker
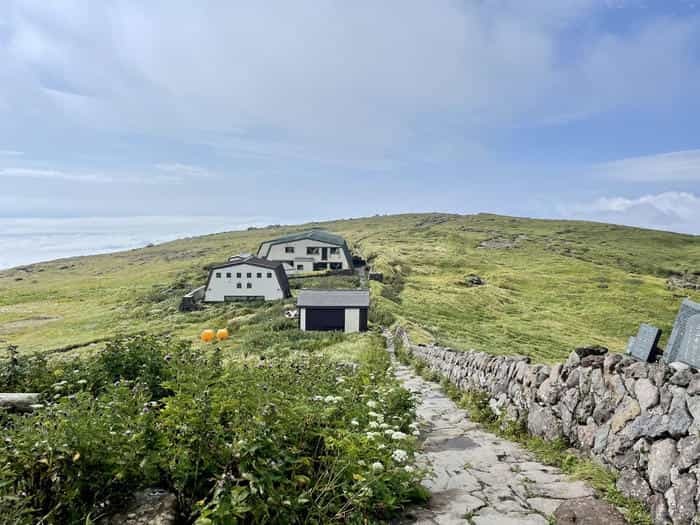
[664,298,700,367]
[626,323,661,362]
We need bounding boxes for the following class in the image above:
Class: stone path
[386,335,597,525]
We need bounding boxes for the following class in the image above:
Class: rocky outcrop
[396,327,700,525]
[101,489,177,525]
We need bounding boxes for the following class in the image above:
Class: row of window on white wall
[214,271,274,279]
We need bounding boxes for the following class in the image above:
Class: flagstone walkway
[385,333,598,525]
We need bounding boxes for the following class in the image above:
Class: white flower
[312,395,324,401]
[324,395,342,404]
[404,465,415,473]
[366,400,378,409]
[391,449,408,463]
[335,376,345,383]
[378,444,386,450]
[379,423,390,429]
[351,419,359,427]
[368,421,379,429]
[412,430,420,436]
[409,422,419,429]
[371,462,384,472]
[357,460,366,466]
[366,432,381,440]
[384,429,394,436]
[77,379,88,385]
[391,431,407,440]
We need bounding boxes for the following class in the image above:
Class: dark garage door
[306,308,345,331]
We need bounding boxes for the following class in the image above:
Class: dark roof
[297,289,370,308]
[258,230,352,264]
[206,256,291,298]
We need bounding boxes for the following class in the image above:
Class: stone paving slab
[386,335,597,525]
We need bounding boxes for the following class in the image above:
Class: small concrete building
[297,290,369,333]
[257,230,353,274]
[204,256,291,302]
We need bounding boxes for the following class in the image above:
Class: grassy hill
[1,213,699,363]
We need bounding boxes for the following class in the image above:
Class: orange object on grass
[216,328,229,341]
[200,329,215,342]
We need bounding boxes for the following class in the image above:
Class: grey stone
[616,468,652,501]
[102,489,177,525]
[574,345,608,359]
[677,435,700,470]
[552,497,626,525]
[634,378,659,411]
[668,388,692,437]
[687,375,700,395]
[528,403,563,441]
[665,473,697,525]
[593,423,611,454]
[577,420,597,450]
[669,361,691,372]
[580,355,605,368]
[627,323,661,362]
[603,353,622,375]
[650,493,671,525]
[687,394,700,424]
[610,396,640,433]
[648,439,678,492]
[669,368,693,387]
[665,298,700,367]
[626,361,649,379]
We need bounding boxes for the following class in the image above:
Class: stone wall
[395,327,700,525]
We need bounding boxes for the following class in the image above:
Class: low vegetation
[0,311,428,524]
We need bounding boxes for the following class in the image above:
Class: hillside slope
[1,213,699,362]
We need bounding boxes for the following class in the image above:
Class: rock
[670,368,693,387]
[665,474,697,525]
[687,394,700,422]
[687,376,700,395]
[537,377,560,405]
[650,493,671,525]
[669,361,690,372]
[552,497,626,525]
[464,274,485,287]
[580,355,605,369]
[102,489,177,525]
[566,351,581,368]
[603,353,622,375]
[528,403,563,441]
[626,361,649,379]
[574,346,609,359]
[648,439,678,492]
[592,395,615,425]
[593,423,611,454]
[677,435,700,470]
[668,388,692,437]
[577,420,597,449]
[610,396,640,433]
[634,378,659,411]
[616,468,652,501]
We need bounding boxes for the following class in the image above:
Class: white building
[204,256,291,302]
[257,230,353,274]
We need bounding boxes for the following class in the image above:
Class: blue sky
[2,0,700,235]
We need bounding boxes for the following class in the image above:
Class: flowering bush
[0,330,427,523]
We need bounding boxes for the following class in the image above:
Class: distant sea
[0,216,281,270]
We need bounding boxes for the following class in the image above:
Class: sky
[1,0,700,261]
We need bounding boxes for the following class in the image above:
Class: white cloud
[593,149,700,182]
[155,163,214,178]
[0,167,113,182]
[565,192,700,234]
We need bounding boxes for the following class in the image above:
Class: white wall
[204,262,285,301]
[264,238,350,270]
[344,308,360,333]
[299,307,307,331]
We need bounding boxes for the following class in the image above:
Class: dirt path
[386,334,596,525]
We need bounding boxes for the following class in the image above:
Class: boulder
[528,403,563,441]
[665,473,697,525]
[648,439,678,492]
[649,493,671,525]
[634,378,659,411]
[610,396,640,433]
[616,468,652,501]
[669,368,693,387]
[687,376,700,396]
[677,435,700,470]
[667,388,692,437]
[552,497,626,525]
[102,489,177,525]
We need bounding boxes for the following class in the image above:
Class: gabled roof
[258,229,352,263]
[297,289,370,308]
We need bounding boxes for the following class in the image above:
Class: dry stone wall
[395,327,700,525]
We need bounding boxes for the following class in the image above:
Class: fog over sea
[0,216,281,270]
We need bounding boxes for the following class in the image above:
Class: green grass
[1,213,699,362]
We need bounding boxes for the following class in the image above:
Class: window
[297,264,304,271]
[215,272,221,278]
[236,283,242,289]
[256,272,262,278]
[285,246,295,253]
[246,272,252,278]
[236,272,242,278]
[246,282,252,289]
[226,272,231,278]
[267,272,272,278]
[306,247,319,255]
[330,247,339,255]
[330,262,342,270]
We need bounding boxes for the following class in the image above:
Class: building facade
[204,256,291,302]
[257,230,352,274]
